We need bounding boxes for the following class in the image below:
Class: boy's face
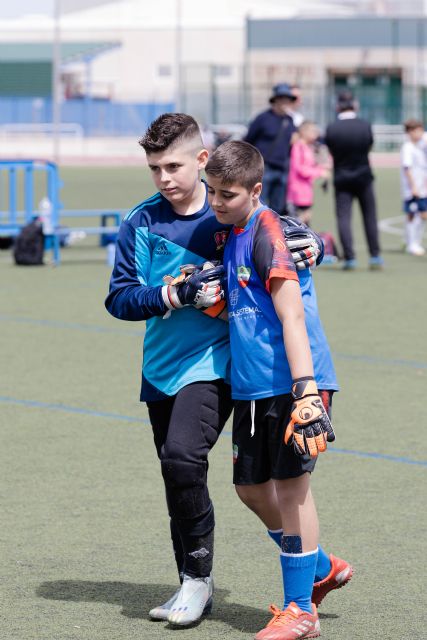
[206,176,262,227]
[146,140,208,207]
[408,126,424,143]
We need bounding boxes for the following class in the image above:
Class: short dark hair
[404,118,424,132]
[205,141,264,190]
[336,90,355,112]
[139,113,202,154]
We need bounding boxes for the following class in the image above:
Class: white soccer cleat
[406,244,426,256]
[149,587,181,620]
[167,574,213,626]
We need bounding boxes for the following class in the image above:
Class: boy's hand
[284,377,335,457]
[162,262,225,311]
[282,217,323,270]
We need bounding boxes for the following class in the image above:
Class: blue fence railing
[0,97,175,136]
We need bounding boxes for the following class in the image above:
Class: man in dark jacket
[325,91,383,269]
[244,83,296,213]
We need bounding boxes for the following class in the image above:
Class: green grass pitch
[1,167,426,639]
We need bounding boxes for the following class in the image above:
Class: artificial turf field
[1,167,426,640]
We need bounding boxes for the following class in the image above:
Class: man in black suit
[325,91,383,269]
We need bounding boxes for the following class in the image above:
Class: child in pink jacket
[287,121,329,225]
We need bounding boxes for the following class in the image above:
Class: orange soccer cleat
[255,602,320,640]
[312,554,353,607]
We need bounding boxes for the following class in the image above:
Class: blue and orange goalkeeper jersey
[105,184,231,401]
[223,205,338,401]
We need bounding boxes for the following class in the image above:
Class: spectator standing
[245,83,296,213]
[200,124,215,154]
[287,121,330,225]
[400,119,427,256]
[325,91,383,270]
[288,84,305,127]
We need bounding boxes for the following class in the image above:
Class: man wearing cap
[325,91,383,270]
[244,83,297,213]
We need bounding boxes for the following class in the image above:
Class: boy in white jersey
[400,119,427,255]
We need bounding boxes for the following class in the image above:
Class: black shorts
[232,390,333,485]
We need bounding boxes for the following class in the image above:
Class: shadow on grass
[37,580,265,632]
[37,580,339,631]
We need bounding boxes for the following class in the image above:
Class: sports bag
[13,218,45,266]
[317,231,340,263]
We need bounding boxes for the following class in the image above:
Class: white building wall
[0,26,244,103]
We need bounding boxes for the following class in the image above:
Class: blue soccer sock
[267,528,283,546]
[269,530,330,584]
[280,536,318,614]
[314,546,332,582]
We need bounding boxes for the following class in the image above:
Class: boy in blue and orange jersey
[105,113,322,627]
[206,140,352,640]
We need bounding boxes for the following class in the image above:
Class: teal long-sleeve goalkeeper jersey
[105,186,231,401]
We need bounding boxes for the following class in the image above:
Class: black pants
[262,164,288,214]
[147,380,233,576]
[334,181,380,260]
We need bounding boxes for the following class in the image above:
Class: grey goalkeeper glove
[281,216,324,270]
[162,261,225,311]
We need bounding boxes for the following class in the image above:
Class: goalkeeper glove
[284,377,335,458]
[281,216,324,270]
[162,261,225,312]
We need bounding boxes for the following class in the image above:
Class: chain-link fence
[2,71,427,151]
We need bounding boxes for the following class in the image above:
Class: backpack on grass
[317,231,340,264]
[13,218,45,266]
[0,236,14,250]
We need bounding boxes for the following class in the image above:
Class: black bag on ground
[13,218,45,266]
[0,236,14,250]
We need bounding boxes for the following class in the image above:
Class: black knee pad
[161,458,215,535]
[161,457,206,489]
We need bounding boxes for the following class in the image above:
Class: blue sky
[1,1,53,18]
[0,0,115,19]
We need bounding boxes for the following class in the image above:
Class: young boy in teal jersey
[106,114,324,627]
[206,140,352,640]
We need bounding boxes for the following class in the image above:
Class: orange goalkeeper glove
[284,377,335,457]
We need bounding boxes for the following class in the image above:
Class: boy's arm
[105,219,166,321]
[105,221,225,321]
[270,276,335,457]
[401,144,419,197]
[403,167,419,198]
[270,277,313,380]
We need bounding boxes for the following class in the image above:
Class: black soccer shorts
[232,390,333,485]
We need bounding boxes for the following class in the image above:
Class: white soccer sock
[413,215,426,247]
[405,217,416,248]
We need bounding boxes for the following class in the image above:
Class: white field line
[379,215,404,237]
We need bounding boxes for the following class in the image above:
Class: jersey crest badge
[232,444,239,464]
[214,230,229,251]
[237,265,251,287]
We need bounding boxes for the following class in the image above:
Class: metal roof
[0,42,120,63]
[247,16,427,49]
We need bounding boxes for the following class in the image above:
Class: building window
[213,65,232,78]
[158,65,172,77]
